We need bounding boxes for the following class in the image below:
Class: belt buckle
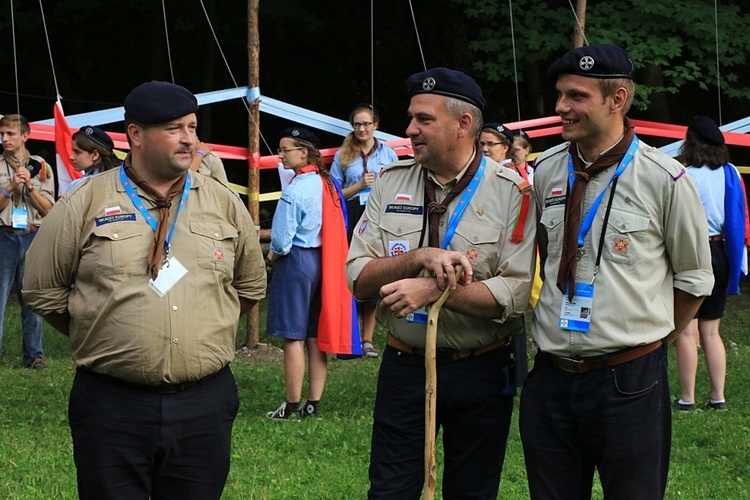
[435,349,455,361]
[555,356,585,374]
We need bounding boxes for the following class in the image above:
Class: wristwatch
[27,184,35,192]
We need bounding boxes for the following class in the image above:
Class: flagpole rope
[371,0,375,108]
[197,0,274,156]
[162,0,176,84]
[408,0,428,71]
[566,0,589,46]
[38,0,61,103]
[714,0,722,125]
[10,0,21,114]
[508,0,521,123]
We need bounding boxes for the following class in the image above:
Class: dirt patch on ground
[235,344,284,363]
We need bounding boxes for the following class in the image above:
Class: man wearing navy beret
[347,67,536,498]
[520,44,714,498]
[23,81,267,498]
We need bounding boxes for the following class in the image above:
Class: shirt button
[113,233,119,239]
[173,338,179,344]
[396,227,402,235]
[473,236,478,243]
[214,232,219,238]
[172,305,178,311]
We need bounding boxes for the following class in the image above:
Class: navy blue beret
[547,44,635,83]
[78,125,114,150]
[688,115,725,145]
[124,81,199,124]
[278,127,321,149]
[482,122,514,144]
[406,67,485,111]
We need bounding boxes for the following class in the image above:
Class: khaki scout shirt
[0,156,55,226]
[346,156,536,351]
[532,140,714,357]
[23,168,267,385]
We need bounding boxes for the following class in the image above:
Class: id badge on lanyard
[559,283,594,332]
[12,207,28,230]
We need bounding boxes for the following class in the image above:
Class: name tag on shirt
[559,283,594,332]
[148,257,188,297]
[12,207,28,229]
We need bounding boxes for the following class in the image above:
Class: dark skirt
[696,240,729,320]
[266,246,322,340]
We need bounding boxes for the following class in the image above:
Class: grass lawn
[1,284,749,499]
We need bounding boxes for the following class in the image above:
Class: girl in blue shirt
[330,104,398,357]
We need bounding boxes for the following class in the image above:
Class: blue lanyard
[440,155,486,249]
[567,136,639,247]
[119,165,192,258]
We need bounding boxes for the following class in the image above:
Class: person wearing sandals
[674,116,747,412]
[331,104,399,358]
[266,127,356,420]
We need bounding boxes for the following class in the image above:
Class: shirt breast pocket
[453,220,502,278]
[604,209,650,265]
[379,213,423,256]
[540,206,565,258]
[190,220,238,273]
[91,223,146,276]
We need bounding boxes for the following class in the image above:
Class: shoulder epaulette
[495,166,532,244]
[379,158,416,178]
[640,144,686,180]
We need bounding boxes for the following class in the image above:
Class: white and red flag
[54,100,81,195]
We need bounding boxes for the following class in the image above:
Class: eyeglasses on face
[277,147,304,155]
[479,141,506,148]
[352,122,374,130]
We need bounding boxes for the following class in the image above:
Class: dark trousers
[368,345,514,500]
[519,346,671,500]
[69,366,240,500]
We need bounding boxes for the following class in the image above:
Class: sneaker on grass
[266,402,300,421]
[300,401,322,419]
[673,399,695,413]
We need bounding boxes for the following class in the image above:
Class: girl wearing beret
[67,126,120,193]
[330,104,398,358]
[266,128,356,420]
[674,116,748,412]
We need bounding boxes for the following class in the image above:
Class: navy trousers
[369,345,514,500]
[69,366,239,500]
[520,346,671,500]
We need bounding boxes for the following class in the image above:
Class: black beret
[482,122,514,144]
[547,44,635,83]
[688,115,725,145]
[406,67,485,111]
[124,81,199,124]
[278,127,321,149]
[78,125,114,150]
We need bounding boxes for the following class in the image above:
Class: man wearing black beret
[521,44,714,499]
[347,67,536,498]
[23,81,267,498]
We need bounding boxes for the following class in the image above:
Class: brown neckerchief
[424,149,482,248]
[556,117,635,299]
[360,139,378,174]
[123,155,187,279]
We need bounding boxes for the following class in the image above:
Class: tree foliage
[451,0,750,122]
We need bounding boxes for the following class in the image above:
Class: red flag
[54,100,82,195]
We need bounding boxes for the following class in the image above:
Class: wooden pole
[245,0,261,348]
[424,267,462,500]
[573,0,587,48]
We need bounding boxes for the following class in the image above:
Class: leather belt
[387,333,513,361]
[708,235,724,242]
[0,225,39,234]
[542,339,664,374]
[78,365,228,394]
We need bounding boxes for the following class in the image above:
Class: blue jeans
[0,230,43,365]
[519,346,671,500]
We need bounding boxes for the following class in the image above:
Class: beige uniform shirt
[23,168,267,385]
[0,156,55,226]
[532,140,714,357]
[346,156,536,351]
[198,152,229,184]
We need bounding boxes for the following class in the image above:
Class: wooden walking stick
[424,266,463,500]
